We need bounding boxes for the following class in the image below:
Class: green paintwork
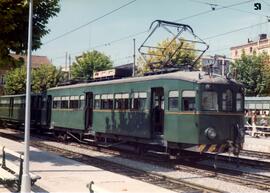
[52,110,84,130]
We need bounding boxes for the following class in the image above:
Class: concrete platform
[244,135,270,153]
[0,136,174,193]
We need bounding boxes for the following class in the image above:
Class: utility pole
[65,52,68,70]
[21,0,33,192]
[133,38,136,77]
[69,54,71,80]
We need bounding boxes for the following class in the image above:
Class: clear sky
[33,0,270,67]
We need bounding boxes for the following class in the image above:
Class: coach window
[202,91,218,111]
[101,94,113,109]
[79,95,85,109]
[94,95,100,109]
[182,90,196,111]
[53,97,61,109]
[14,98,22,108]
[115,93,129,110]
[107,94,114,109]
[168,91,179,111]
[1,99,9,108]
[61,96,69,109]
[70,96,79,109]
[132,92,147,110]
[236,93,243,112]
[222,90,233,111]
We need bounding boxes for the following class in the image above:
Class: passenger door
[151,87,164,137]
[85,92,93,131]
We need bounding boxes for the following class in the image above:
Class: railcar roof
[245,96,270,101]
[0,93,42,98]
[0,94,26,98]
[48,71,239,91]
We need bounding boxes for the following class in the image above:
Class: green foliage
[71,50,113,80]
[4,64,63,94]
[137,38,197,74]
[231,52,270,96]
[4,67,26,95]
[0,0,60,66]
[32,64,64,93]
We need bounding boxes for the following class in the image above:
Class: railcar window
[132,92,147,110]
[182,90,196,111]
[14,98,25,108]
[53,97,61,109]
[202,91,218,111]
[222,90,233,111]
[169,91,179,111]
[115,93,129,110]
[94,95,100,109]
[79,95,85,109]
[61,96,69,109]
[0,99,9,108]
[70,96,79,109]
[100,94,113,109]
[236,93,243,112]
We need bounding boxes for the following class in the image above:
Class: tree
[71,50,113,80]
[32,64,64,93]
[231,52,270,96]
[4,67,26,95]
[4,64,63,94]
[137,38,197,74]
[0,0,60,67]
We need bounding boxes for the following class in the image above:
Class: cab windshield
[201,89,244,112]
[201,91,218,111]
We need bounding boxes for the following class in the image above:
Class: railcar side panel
[164,113,199,143]
[51,110,85,130]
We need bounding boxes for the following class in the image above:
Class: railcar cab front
[197,80,245,154]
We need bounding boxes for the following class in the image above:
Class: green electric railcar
[47,71,245,154]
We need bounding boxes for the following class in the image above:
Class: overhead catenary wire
[52,20,269,62]
[175,0,262,22]
[204,21,269,40]
[44,0,137,45]
[50,0,267,62]
[191,0,270,17]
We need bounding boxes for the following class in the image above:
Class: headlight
[205,127,217,140]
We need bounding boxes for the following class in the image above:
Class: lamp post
[21,0,33,192]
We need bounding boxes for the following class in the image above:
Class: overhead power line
[204,21,269,40]
[189,0,269,18]
[50,0,267,62]
[44,0,137,45]
[176,0,258,22]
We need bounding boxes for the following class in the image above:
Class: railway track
[0,128,221,193]
[240,149,270,160]
[1,128,270,192]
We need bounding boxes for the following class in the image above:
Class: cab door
[85,92,93,131]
